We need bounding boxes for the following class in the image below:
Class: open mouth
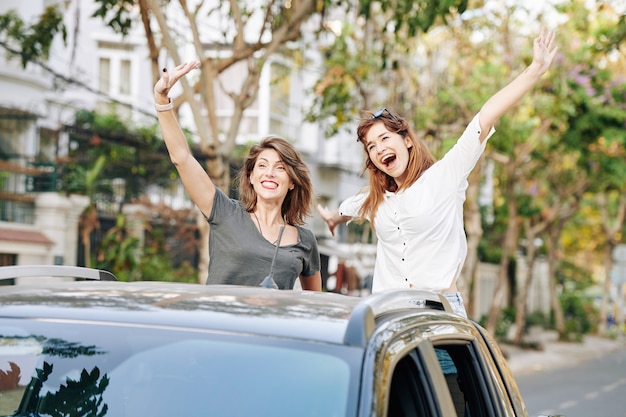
[261,181,278,189]
[381,154,396,168]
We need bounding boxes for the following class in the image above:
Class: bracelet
[155,98,173,112]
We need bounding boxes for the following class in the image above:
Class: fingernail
[162,68,167,72]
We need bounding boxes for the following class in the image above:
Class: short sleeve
[338,191,368,219]
[435,113,494,184]
[208,188,240,225]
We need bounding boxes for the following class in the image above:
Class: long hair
[237,136,313,225]
[356,110,436,228]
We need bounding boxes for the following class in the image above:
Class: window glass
[119,59,131,95]
[99,58,111,94]
[0,320,353,417]
[434,343,503,417]
[387,351,435,417]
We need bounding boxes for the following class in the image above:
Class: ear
[404,136,413,149]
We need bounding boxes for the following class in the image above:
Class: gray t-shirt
[206,188,320,289]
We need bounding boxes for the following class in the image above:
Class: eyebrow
[365,130,390,147]
[257,157,284,164]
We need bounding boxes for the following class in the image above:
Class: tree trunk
[461,156,485,319]
[486,185,519,335]
[596,191,626,336]
[599,243,615,336]
[513,220,537,345]
[545,224,565,338]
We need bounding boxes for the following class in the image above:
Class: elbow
[169,150,193,168]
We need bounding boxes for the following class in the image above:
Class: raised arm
[154,61,216,218]
[478,28,558,142]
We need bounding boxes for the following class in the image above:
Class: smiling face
[364,122,413,187]
[249,149,294,202]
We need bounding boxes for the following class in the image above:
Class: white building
[0,0,367,272]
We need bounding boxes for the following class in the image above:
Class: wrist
[155,97,173,112]
[525,62,545,78]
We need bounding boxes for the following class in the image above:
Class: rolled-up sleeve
[338,192,368,219]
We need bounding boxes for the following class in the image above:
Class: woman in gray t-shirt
[154,62,321,290]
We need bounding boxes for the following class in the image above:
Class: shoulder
[209,188,246,221]
[296,225,316,241]
[214,187,245,208]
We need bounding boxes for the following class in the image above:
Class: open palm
[154,61,201,97]
[532,28,558,74]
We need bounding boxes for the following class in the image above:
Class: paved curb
[501,333,626,376]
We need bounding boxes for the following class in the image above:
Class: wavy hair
[237,136,313,225]
[356,110,436,228]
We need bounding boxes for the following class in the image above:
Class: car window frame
[362,314,458,417]
[363,312,523,417]
[473,323,528,416]
[431,339,507,417]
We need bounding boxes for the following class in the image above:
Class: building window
[119,59,131,95]
[0,253,16,266]
[0,253,16,285]
[269,62,291,137]
[99,57,111,94]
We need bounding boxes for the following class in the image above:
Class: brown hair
[356,110,436,228]
[237,136,313,225]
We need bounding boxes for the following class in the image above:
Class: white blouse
[339,113,494,293]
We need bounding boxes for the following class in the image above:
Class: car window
[376,333,456,417]
[382,336,516,417]
[0,320,358,417]
[387,351,434,417]
[433,342,509,417]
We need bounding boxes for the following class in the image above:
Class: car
[0,265,557,417]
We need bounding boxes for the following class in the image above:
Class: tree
[554,0,626,336]
[513,157,589,344]
[62,155,109,268]
[0,6,66,67]
[307,0,468,134]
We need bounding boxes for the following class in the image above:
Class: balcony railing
[0,159,56,224]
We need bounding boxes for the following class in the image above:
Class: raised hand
[154,61,201,98]
[317,204,338,236]
[532,27,558,74]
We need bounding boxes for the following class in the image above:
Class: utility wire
[0,40,158,120]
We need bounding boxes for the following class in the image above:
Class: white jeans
[444,292,468,318]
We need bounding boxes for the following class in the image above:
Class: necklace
[252,211,285,245]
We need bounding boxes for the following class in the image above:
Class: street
[515,349,626,417]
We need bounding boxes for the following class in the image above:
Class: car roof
[0,266,459,348]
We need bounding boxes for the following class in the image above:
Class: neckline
[252,211,286,246]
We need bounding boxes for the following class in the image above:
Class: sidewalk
[501,330,626,376]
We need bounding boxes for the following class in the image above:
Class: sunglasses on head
[358,108,399,142]
[371,108,398,121]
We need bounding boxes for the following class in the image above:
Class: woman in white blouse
[317,28,558,317]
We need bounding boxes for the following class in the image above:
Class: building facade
[0,0,367,270]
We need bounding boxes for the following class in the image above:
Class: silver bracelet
[155,98,173,112]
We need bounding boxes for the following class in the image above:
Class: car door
[362,315,457,417]
[364,315,521,417]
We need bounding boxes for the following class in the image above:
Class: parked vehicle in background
[0,265,562,416]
